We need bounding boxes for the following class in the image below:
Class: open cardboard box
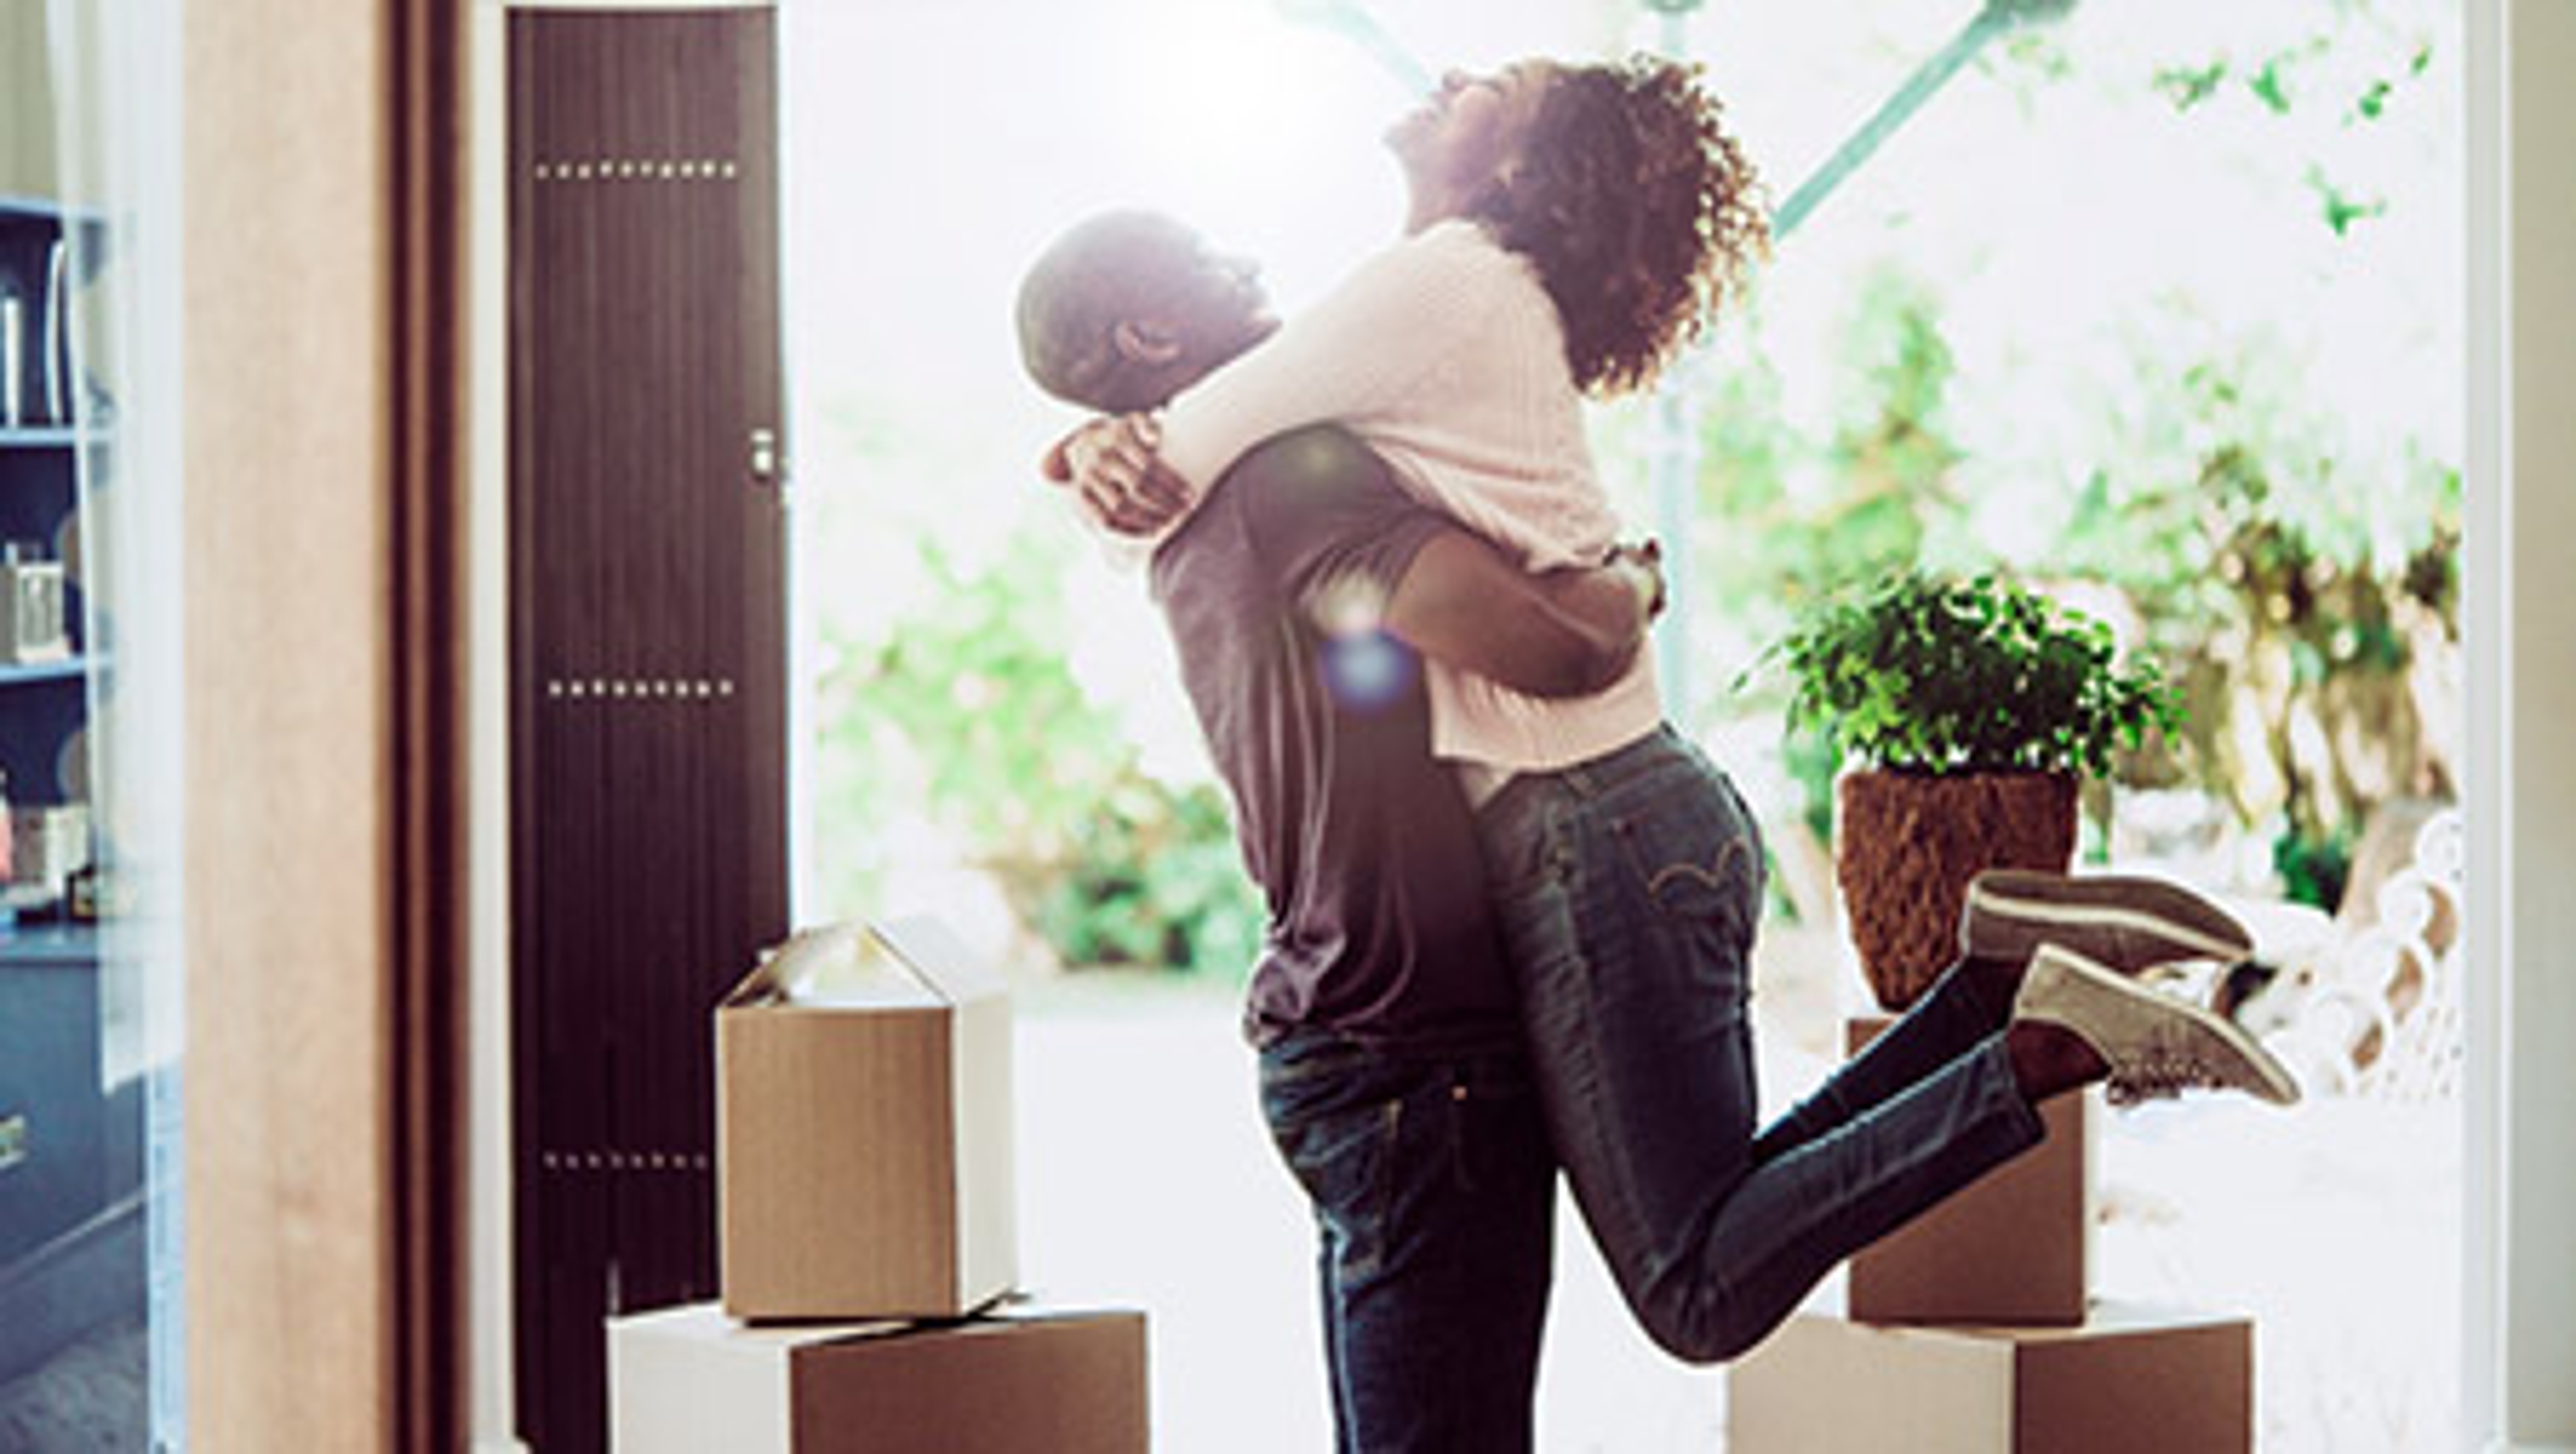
[717,917,1016,1321]
[610,1300,1148,1454]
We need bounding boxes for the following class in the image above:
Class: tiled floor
[0,1318,144,1454]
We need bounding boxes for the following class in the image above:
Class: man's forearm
[1530,562,1655,694]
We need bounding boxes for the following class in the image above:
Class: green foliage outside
[1679,5,2459,912]
[1693,266,2455,909]
[812,531,1265,974]
[815,0,2457,960]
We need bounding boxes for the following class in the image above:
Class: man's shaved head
[1016,209,1274,413]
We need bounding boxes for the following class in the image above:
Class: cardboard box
[1729,1302,2252,1453]
[1845,1015,2095,1326]
[610,1301,1148,1454]
[718,918,1016,1320]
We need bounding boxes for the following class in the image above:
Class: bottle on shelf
[0,541,68,666]
[1,288,21,429]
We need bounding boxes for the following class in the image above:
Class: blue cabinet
[0,925,105,1267]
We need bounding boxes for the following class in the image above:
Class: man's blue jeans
[1477,725,2047,1363]
[1258,1029,1557,1452]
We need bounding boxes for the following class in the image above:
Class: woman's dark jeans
[1258,1029,1557,1452]
[1477,725,2046,1363]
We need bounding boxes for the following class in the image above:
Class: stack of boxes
[608,918,1149,1453]
[1729,1016,2255,1453]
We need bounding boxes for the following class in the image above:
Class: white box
[1730,1301,2252,1453]
[610,1301,1148,1454]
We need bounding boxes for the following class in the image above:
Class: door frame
[2464,3,2576,1448]
[183,0,468,1448]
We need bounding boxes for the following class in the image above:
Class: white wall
[2466,1,2576,1449]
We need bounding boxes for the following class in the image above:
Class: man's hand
[1038,413,1195,537]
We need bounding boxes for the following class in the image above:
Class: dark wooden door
[506,9,786,1451]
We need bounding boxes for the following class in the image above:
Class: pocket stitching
[1612,815,1762,921]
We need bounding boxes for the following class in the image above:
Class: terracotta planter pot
[1836,769,2079,1011]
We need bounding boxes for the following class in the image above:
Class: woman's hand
[1606,538,1666,619]
[1038,413,1195,537]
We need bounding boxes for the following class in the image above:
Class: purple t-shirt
[1148,426,1519,1053]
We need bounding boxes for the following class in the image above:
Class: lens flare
[1320,628,1417,712]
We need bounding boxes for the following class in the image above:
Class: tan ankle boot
[1965,870,2253,975]
[2015,943,2300,1106]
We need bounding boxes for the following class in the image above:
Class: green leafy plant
[1754,571,2182,776]
[2272,821,2355,913]
[1034,782,1263,973]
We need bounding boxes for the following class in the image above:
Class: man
[1021,211,1662,1450]
[1020,199,2301,1437]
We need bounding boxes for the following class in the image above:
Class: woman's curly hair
[1470,55,1768,398]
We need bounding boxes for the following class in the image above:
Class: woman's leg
[1748,949,2018,1165]
[1479,728,2043,1363]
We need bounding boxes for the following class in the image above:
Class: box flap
[621,1299,1119,1357]
[728,922,943,1010]
[871,915,1009,1004]
[802,1300,1144,1349]
[719,941,793,1012]
[612,1301,914,1353]
[1977,1298,2251,1345]
[725,918,1006,1012]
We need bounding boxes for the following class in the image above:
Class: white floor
[1012,970,2459,1452]
[2097,1096,2461,1451]
[1011,974,1731,1453]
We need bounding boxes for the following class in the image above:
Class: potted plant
[1760,571,2182,1010]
